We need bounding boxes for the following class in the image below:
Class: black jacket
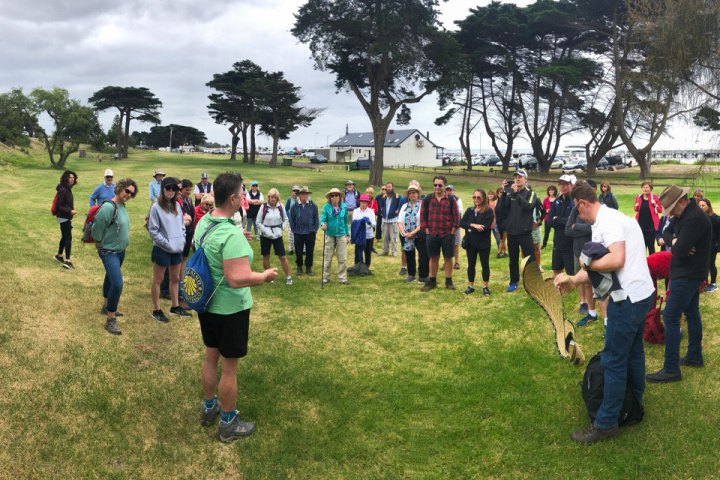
[55,183,74,220]
[548,193,574,249]
[500,187,535,235]
[669,199,712,281]
[599,192,619,210]
[460,207,494,250]
[565,207,592,257]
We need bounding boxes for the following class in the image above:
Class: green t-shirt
[193,213,254,314]
[92,201,130,252]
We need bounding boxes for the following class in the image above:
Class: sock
[203,397,217,410]
[604,317,608,326]
[588,310,597,317]
[220,409,237,424]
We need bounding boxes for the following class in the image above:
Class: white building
[328,129,440,167]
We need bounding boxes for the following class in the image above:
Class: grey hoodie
[148,202,186,253]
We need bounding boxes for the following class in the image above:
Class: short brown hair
[641,180,653,189]
[600,181,611,192]
[570,182,598,203]
[115,178,138,198]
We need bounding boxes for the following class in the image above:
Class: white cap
[558,174,576,185]
[104,169,114,177]
[513,169,528,178]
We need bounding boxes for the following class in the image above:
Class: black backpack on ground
[581,352,644,427]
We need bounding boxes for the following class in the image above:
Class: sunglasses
[472,196,482,199]
[105,176,113,179]
[164,185,179,192]
[434,184,444,188]
[124,188,135,196]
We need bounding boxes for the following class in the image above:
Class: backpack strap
[198,221,222,247]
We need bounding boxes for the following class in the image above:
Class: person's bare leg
[429,256,439,278]
[151,263,165,310]
[443,257,453,279]
[202,348,220,401]
[263,255,271,271]
[169,263,181,308]
[279,256,290,277]
[218,356,238,413]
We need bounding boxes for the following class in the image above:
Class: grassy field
[0,145,719,479]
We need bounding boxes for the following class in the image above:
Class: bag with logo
[581,352,644,427]
[181,221,223,313]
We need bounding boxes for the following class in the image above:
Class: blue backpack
[181,221,223,313]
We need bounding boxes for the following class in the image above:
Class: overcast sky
[1,0,716,152]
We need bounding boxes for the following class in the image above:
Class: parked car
[309,153,328,164]
[563,159,586,171]
[519,155,538,170]
[508,157,519,168]
[549,157,565,169]
[596,158,609,170]
[605,155,624,166]
[484,156,501,166]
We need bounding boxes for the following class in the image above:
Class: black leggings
[466,246,490,283]
[709,248,718,284]
[542,222,552,247]
[642,230,656,255]
[355,239,374,266]
[58,221,72,259]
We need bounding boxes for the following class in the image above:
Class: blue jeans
[99,250,125,313]
[595,294,653,429]
[663,278,704,373]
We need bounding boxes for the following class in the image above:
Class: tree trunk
[240,123,249,163]
[116,111,124,158]
[250,124,256,165]
[122,112,131,158]
[229,124,240,161]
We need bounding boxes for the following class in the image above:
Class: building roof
[330,129,437,148]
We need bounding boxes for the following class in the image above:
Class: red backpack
[50,192,59,216]
[82,201,118,243]
[644,296,665,344]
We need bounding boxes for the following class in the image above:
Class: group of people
[51,166,718,445]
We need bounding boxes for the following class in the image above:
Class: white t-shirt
[591,205,654,302]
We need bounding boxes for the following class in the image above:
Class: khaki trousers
[323,235,348,281]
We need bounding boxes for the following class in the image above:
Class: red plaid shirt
[421,194,460,236]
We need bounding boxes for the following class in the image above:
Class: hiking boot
[482,286,490,296]
[579,302,589,315]
[305,267,314,276]
[152,309,170,323]
[286,276,293,285]
[340,280,350,285]
[646,369,682,383]
[445,281,456,290]
[506,282,518,293]
[100,306,124,317]
[322,278,330,284]
[577,313,598,327]
[170,306,192,317]
[104,318,122,335]
[53,255,64,264]
[680,356,704,367]
[399,267,407,275]
[200,400,221,427]
[420,279,437,292]
[296,267,303,275]
[218,414,256,442]
[62,261,75,270]
[704,283,718,292]
[405,276,416,283]
[463,286,475,295]
[570,424,620,444]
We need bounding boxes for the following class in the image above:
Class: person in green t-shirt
[195,172,278,443]
[91,178,138,336]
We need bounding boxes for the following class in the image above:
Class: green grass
[0,144,719,479]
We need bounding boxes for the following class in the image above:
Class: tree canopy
[293,0,463,185]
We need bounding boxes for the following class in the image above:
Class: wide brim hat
[153,169,166,177]
[291,184,301,191]
[406,184,421,195]
[345,179,355,185]
[358,193,371,203]
[325,187,345,200]
[659,185,690,214]
[299,186,312,194]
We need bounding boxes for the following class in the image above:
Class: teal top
[92,201,130,251]
[193,213,254,314]
[320,203,349,237]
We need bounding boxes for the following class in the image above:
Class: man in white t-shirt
[554,182,654,444]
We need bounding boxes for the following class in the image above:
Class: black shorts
[198,309,250,358]
[552,246,576,275]
[260,236,286,256]
[151,245,182,267]
[427,234,454,259]
[182,236,193,258]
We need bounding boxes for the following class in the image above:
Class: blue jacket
[89,182,116,206]
[289,200,319,235]
[378,193,401,221]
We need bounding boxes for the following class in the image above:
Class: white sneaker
[286,276,293,285]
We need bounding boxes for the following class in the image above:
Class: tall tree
[293,0,462,185]
[143,124,207,149]
[207,60,265,162]
[88,86,162,158]
[0,88,37,147]
[254,71,321,166]
[30,87,102,168]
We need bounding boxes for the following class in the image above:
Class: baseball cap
[446,184,455,190]
[513,169,528,178]
[558,174,576,184]
[251,180,258,186]
[200,172,208,179]
[104,169,114,177]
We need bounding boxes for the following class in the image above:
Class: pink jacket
[634,193,663,230]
